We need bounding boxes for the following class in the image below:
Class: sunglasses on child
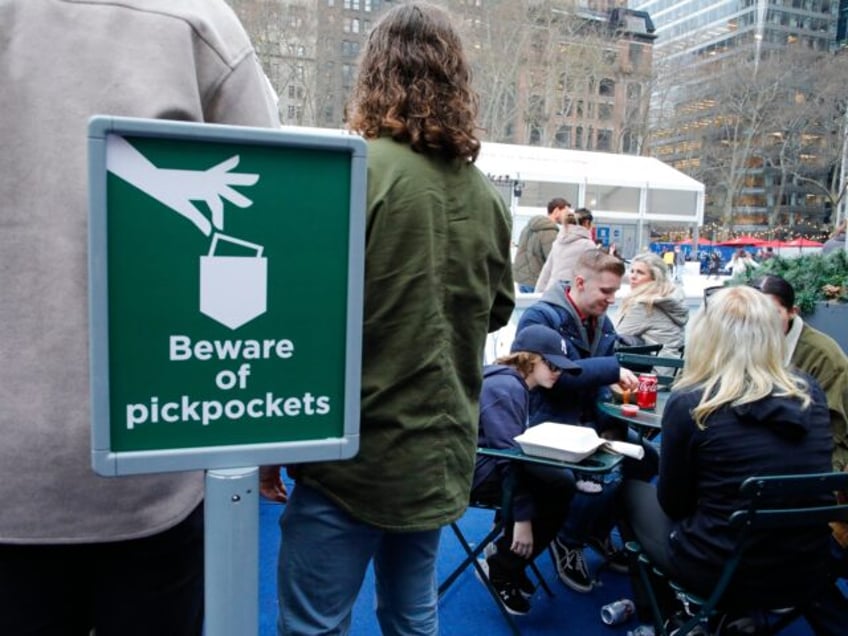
[542,358,563,373]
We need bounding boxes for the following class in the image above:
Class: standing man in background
[0,1,279,634]
[260,3,514,634]
[514,197,570,293]
[673,245,686,283]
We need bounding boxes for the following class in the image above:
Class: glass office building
[630,0,837,62]
[628,0,841,231]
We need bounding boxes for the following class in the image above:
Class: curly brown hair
[345,2,481,162]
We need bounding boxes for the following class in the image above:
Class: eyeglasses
[542,358,562,373]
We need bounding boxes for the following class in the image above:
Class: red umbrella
[717,235,767,247]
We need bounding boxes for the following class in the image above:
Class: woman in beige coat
[535,208,596,292]
[615,252,688,375]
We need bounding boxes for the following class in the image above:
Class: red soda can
[636,373,658,409]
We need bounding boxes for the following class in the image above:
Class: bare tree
[228,0,320,126]
[767,50,848,229]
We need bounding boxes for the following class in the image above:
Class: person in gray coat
[0,1,279,633]
[615,252,688,376]
[823,220,847,255]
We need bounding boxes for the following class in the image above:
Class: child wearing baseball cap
[470,325,581,615]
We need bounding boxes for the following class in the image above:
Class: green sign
[89,117,365,475]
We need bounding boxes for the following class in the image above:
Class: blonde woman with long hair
[614,252,687,370]
[620,286,840,630]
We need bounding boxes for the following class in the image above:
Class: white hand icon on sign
[106,135,259,235]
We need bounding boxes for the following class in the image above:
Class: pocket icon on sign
[200,233,267,330]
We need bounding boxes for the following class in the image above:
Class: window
[555,125,572,148]
[629,43,642,69]
[287,105,295,119]
[599,79,615,97]
[288,85,295,99]
[598,103,613,120]
[596,129,612,151]
[342,63,356,88]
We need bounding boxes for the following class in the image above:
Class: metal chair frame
[438,476,554,635]
[616,352,685,388]
[627,472,848,636]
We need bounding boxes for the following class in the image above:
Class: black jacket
[659,379,834,605]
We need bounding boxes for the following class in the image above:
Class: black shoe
[476,558,535,599]
[474,559,531,615]
[550,537,593,592]
[515,569,536,598]
[588,535,630,574]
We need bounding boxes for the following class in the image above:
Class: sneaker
[588,535,630,574]
[476,558,535,598]
[665,611,711,636]
[514,569,536,599]
[606,548,630,574]
[474,559,531,615]
[550,537,593,592]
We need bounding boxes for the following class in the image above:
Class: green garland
[731,250,848,315]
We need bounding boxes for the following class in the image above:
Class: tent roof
[477,142,704,192]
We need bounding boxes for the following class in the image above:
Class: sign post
[88,117,366,633]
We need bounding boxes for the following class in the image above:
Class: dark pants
[0,504,204,636]
[472,463,575,579]
[621,481,848,635]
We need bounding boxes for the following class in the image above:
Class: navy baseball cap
[511,325,581,374]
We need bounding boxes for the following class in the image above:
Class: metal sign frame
[88,116,365,475]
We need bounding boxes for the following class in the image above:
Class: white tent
[476,142,705,257]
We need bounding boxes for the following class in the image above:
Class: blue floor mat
[258,495,820,635]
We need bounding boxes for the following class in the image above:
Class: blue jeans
[278,482,441,636]
[518,284,535,293]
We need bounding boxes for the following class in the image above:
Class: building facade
[229,0,657,155]
[630,0,842,233]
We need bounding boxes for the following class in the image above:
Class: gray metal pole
[205,467,259,636]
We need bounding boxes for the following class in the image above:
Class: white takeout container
[514,422,601,463]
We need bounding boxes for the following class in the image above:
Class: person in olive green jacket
[513,197,569,292]
[750,274,848,578]
[259,4,514,634]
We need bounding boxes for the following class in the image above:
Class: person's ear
[574,274,585,291]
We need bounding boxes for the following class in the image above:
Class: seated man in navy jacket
[517,248,658,593]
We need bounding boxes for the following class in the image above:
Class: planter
[805,301,848,354]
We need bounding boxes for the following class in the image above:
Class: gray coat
[614,289,688,374]
[0,0,279,543]
[822,232,846,255]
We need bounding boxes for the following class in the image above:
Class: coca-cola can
[636,373,658,409]
[601,598,635,625]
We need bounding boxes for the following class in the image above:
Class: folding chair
[627,471,848,636]
[615,344,662,373]
[438,474,553,635]
[616,352,685,389]
[616,343,664,356]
